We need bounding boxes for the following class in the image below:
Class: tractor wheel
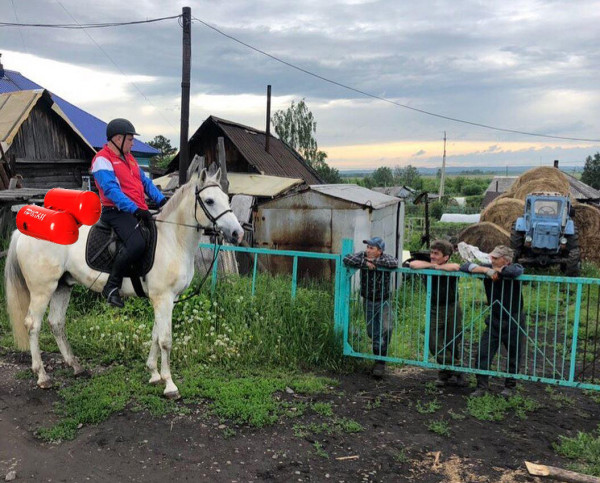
[510,222,525,260]
[560,231,581,277]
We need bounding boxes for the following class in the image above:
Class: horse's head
[192,168,244,244]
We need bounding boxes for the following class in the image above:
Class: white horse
[4,169,243,399]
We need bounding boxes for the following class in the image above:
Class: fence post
[335,238,354,339]
[568,282,583,383]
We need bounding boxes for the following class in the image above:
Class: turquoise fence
[200,240,600,391]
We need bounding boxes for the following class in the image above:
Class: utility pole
[265,85,271,153]
[179,6,191,186]
[438,131,447,198]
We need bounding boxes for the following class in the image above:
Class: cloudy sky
[2,0,600,170]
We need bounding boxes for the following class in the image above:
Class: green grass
[467,392,541,421]
[416,398,442,414]
[554,425,600,477]
[312,402,334,417]
[36,365,338,441]
[427,419,451,437]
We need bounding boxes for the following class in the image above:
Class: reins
[87,181,230,302]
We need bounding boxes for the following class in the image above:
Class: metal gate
[339,243,600,391]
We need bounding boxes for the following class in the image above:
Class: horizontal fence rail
[343,266,600,390]
[199,240,600,391]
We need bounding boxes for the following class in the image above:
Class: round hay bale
[480,198,525,232]
[572,204,600,264]
[511,179,570,201]
[572,203,600,239]
[580,235,600,265]
[458,222,510,254]
[507,167,570,198]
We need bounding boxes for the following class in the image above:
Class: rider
[91,118,166,308]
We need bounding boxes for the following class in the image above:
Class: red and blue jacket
[91,145,165,214]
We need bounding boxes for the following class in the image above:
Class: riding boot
[102,249,129,308]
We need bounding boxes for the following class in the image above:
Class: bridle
[194,182,233,235]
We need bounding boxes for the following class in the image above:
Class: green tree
[372,166,394,187]
[394,164,423,189]
[272,99,340,183]
[582,152,600,189]
[148,135,177,169]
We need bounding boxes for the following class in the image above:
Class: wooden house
[165,116,322,185]
[0,89,95,189]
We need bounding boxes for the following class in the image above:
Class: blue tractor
[510,192,581,276]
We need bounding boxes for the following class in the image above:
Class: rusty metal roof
[169,116,322,185]
[310,184,400,209]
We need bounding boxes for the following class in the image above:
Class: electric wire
[54,1,177,130]
[0,15,180,29]
[4,12,599,143]
[192,16,600,143]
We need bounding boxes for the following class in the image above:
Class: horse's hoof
[74,368,91,378]
[164,390,181,400]
[38,379,53,389]
[149,376,162,385]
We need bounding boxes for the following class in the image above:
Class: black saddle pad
[85,219,158,277]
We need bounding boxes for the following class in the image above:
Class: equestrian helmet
[106,118,139,140]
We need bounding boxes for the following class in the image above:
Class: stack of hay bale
[458,167,600,264]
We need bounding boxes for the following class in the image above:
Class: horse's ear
[214,167,221,183]
[199,168,208,184]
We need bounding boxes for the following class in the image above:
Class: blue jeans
[365,299,392,357]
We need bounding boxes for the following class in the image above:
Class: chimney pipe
[554,159,559,168]
[265,85,271,153]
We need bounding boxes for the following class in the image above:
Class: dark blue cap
[363,236,385,251]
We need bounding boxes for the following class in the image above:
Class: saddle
[85,219,159,297]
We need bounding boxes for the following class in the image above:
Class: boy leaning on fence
[343,237,399,378]
[408,239,466,388]
[460,245,525,398]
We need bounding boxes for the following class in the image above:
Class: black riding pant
[101,209,146,287]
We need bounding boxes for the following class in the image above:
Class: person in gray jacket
[460,245,525,397]
[343,237,398,378]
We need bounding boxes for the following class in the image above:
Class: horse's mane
[156,174,221,220]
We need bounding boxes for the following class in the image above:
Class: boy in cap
[460,245,525,397]
[343,237,398,377]
[408,239,466,387]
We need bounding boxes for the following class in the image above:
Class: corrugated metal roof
[483,172,600,201]
[566,173,600,201]
[310,184,400,209]
[372,185,416,198]
[0,89,94,152]
[0,69,158,155]
[169,116,322,185]
[227,173,302,197]
[484,176,518,194]
[152,172,302,197]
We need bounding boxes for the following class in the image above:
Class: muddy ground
[1,348,597,482]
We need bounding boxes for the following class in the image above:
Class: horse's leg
[146,322,161,385]
[150,295,179,399]
[47,285,85,376]
[25,285,58,388]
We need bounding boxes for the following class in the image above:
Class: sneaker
[470,386,489,398]
[500,387,515,398]
[372,362,386,378]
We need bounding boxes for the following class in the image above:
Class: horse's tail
[5,230,30,350]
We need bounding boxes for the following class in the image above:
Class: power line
[192,16,600,144]
[0,15,180,29]
[53,1,176,130]
[9,0,28,53]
